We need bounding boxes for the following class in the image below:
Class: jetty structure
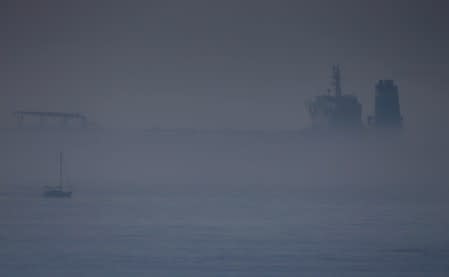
[14,111,87,129]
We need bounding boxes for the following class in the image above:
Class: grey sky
[1,0,448,131]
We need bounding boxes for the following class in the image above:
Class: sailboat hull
[43,152,72,198]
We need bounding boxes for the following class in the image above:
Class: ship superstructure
[306,65,362,130]
[368,80,403,128]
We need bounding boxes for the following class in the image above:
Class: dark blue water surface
[1,185,449,277]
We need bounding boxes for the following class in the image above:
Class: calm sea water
[1,185,448,277]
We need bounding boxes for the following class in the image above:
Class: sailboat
[43,152,72,198]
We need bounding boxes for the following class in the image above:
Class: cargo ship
[304,65,402,133]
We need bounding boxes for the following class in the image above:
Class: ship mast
[332,65,342,98]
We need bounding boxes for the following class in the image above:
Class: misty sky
[1,0,448,132]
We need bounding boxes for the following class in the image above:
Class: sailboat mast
[59,152,63,188]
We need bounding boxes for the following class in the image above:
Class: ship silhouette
[304,65,402,133]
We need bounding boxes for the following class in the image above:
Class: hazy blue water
[1,185,449,277]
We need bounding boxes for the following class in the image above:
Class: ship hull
[43,190,72,198]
